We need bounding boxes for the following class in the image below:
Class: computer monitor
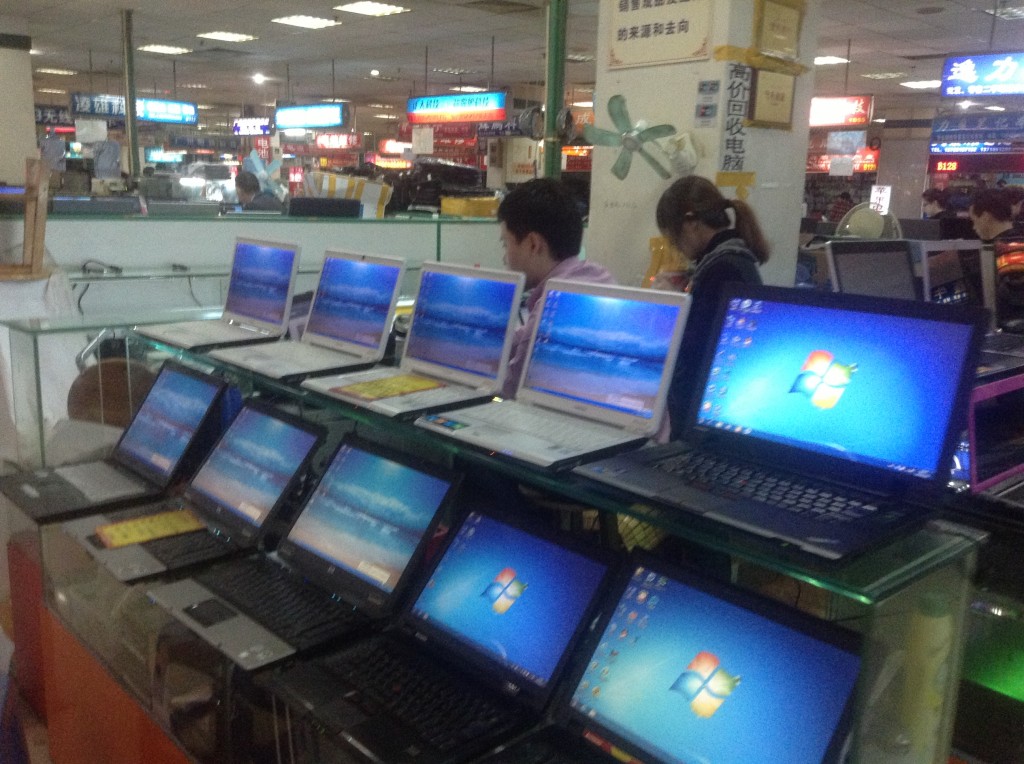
[288,197,361,218]
[899,217,941,241]
[939,215,977,241]
[825,238,922,300]
[917,239,987,309]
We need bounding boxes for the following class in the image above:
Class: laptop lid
[110,361,226,489]
[300,251,406,356]
[825,239,922,301]
[561,553,861,764]
[182,401,323,545]
[220,237,301,333]
[686,284,986,495]
[405,510,615,713]
[400,262,524,390]
[515,280,690,434]
[275,437,461,619]
[917,239,985,308]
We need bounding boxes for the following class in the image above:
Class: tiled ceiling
[8,0,1024,133]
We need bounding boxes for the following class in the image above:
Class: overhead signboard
[406,92,507,124]
[809,96,873,127]
[275,103,345,130]
[931,112,1024,145]
[136,98,198,125]
[315,132,362,150]
[942,52,1024,97]
[233,117,271,136]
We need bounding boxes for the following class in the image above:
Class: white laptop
[208,251,406,380]
[302,262,524,419]
[136,237,301,351]
[415,280,691,470]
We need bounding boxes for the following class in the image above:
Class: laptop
[415,280,690,470]
[575,283,987,562]
[824,239,923,301]
[0,362,226,524]
[135,237,301,351]
[61,401,324,583]
[146,437,462,671]
[302,262,524,419]
[477,552,862,764]
[261,509,617,764]
[208,251,406,381]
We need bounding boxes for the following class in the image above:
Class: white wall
[0,40,38,185]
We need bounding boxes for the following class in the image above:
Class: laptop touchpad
[184,598,237,627]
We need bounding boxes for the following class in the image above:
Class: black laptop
[477,551,862,764]
[262,509,618,764]
[576,284,986,562]
[61,401,324,582]
[0,361,226,523]
[147,437,462,671]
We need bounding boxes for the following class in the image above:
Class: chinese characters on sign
[748,69,794,128]
[607,0,711,69]
[406,92,507,124]
[721,64,751,172]
[71,93,126,117]
[943,53,1024,98]
[930,112,1024,144]
[808,96,873,127]
[35,106,73,125]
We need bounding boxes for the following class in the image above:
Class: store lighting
[272,15,340,29]
[35,67,77,75]
[282,128,307,137]
[450,85,488,93]
[138,44,192,55]
[434,67,474,75]
[253,73,268,84]
[958,100,975,110]
[566,53,595,63]
[334,2,409,16]
[984,4,1024,20]
[872,118,887,123]
[179,83,208,89]
[861,72,906,80]
[572,100,594,108]
[370,69,380,77]
[37,88,67,94]
[899,80,941,89]
[814,56,849,66]
[373,113,400,120]
[985,105,1007,112]
[197,31,257,43]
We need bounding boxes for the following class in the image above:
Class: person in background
[1003,185,1024,236]
[656,175,770,439]
[970,189,1024,328]
[826,191,854,222]
[497,177,615,398]
[234,170,283,212]
[921,187,956,219]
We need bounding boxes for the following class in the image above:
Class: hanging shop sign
[136,98,198,125]
[378,139,412,155]
[942,52,1024,98]
[930,113,1024,145]
[233,117,271,136]
[315,133,362,150]
[805,147,878,174]
[607,0,711,69]
[275,103,346,130]
[928,153,1024,174]
[406,92,506,124]
[930,141,1017,155]
[35,105,73,126]
[70,93,126,117]
[169,135,241,151]
[809,96,873,127]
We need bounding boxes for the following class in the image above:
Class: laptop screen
[188,406,320,529]
[114,364,222,482]
[922,242,985,307]
[404,267,520,381]
[285,441,454,594]
[223,239,299,325]
[409,511,609,691]
[567,562,861,764]
[694,289,978,480]
[520,284,686,419]
[826,239,920,300]
[303,254,402,347]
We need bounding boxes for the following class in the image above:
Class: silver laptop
[61,402,324,583]
[0,362,226,523]
[824,238,922,301]
[302,262,524,419]
[136,237,301,351]
[415,280,690,470]
[208,251,406,380]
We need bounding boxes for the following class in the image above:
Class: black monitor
[899,217,941,241]
[939,215,977,240]
[288,197,361,218]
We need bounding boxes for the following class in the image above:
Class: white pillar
[0,32,38,185]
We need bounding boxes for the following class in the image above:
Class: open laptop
[146,437,462,671]
[824,238,923,301]
[302,262,524,419]
[477,552,862,764]
[208,251,406,381]
[575,283,987,562]
[415,280,690,470]
[0,362,226,524]
[61,401,324,583]
[135,237,301,351]
[261,509,617,764]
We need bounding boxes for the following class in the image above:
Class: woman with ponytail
[655,175,770,439]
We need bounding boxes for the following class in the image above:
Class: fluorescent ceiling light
[253,73,269,84]
[900,80,941,89]
[861,72,907,80]
[37,88,66,94]
[30,49,42,55]
[334,2,409,16]
[373,113,399,120]
[272,15,340,29]
[367,102,392,109]
[434,67,474,75]
[138,44,192,55]
[985,105,1007,112]
[197,104,214,110]
[450,85,487,93]
[197,31,257,43]
[958,100,975,110]
[282,128,307,137]
[814,56,849,66]
[872,118,887,123]
[572,100,593,108]
[35,67,77,75]
[984,5,1024,20]
[179,83,208,89]
[566,53,595,63]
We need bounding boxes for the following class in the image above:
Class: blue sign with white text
[942,52,1024,97]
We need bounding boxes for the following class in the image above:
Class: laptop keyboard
[195,556,364,646]
[321,638,521,753]
[653,450,880,522]
[468,403,626,451]
[142,529,230,567]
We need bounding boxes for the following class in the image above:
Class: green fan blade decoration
[590,96,676,180]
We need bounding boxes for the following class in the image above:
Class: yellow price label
[332,374,444,402]
[95,508,204,549]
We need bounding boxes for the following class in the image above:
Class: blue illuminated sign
[406,91,507,124]
[931,112,1024,144]
[942,52,1024,97]
[275,103,344,129]
[136,98,198,124]
[929,142,1016,155]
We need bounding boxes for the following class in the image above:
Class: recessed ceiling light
[272,15,340,29]
[958,100,975,110]
[814,56,849,66]
[370,69,380,76]
[450,85,487,93]
[861,72,907,80]
[197,31,257,43]
[29,49,42,55]
[35,67,77,75]
[572,100,593,108]
[900,80,941,89]
[334,2,409,16]
[253,73,269,84]
[37,88,67,94]
[985,105,1007,112]
[138,44,192,55]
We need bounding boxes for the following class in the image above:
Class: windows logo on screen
[670,651,740,718]
[790,350,857,409]
[482,567,527,614]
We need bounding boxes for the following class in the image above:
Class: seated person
[234,170,283,212]
[921,187,956,219]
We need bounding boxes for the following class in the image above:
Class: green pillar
[542,0,567,179]
[121,9,140,179]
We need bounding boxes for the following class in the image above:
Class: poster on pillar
[607,0,712,69]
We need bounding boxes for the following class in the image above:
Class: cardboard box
[303,171,392,219]
[440,196,499,218]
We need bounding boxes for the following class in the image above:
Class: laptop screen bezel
[274,435,462,620]
[684,283,987,494]
[400,262,525,391]
[515,279,691,434]
[220,236,302,333]
[825,238,923,302]
[300,250,407,357]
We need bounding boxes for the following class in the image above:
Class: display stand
[0,159,49,282]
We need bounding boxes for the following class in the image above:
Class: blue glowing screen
[304,256,401,347]
[223,240,298,324]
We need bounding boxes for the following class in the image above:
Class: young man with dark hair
[234,170,283,212]
[497,177,615,398]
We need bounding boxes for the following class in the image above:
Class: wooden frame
[747,69,796,130]
[753,0,804,62]
[0,158,50,281]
